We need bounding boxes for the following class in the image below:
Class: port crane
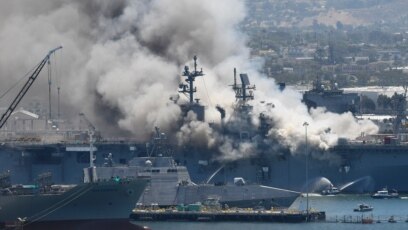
[0,46,63,129]
[79,112,102,140]
[79,112,96,132]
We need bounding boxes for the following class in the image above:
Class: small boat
[353,204,373,212]
[371,188,399,199]
[388,216,397,223]
[361,217,374,224]
[321,185,340,195]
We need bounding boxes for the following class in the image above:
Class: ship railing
[0,138,144,145]
[0,130,144,145]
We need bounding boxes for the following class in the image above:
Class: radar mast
[179,56,204,104]
[178,56,206,121]
[231,68,255,108]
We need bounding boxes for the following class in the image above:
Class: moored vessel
[3,56,408,198]
[0,169,149,226]
[90,128,300,209]
[353,203,373,212]
[371,188,399,199]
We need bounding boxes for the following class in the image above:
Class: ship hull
[0,179,148,223]
[2,142,408,194]
[5,219,149,230]
[139,184,298,209]
[173,185,298,209]
[180,145,408,193]
[92,159,299,209]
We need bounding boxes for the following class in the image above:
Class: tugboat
[371,188,399,199]
[353,204,373,212]
[388,216,397,223]
[321,185,340,196]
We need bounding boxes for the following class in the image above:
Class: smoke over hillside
[0,0,378,160]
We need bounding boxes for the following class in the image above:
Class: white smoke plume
[0,0,378,160]
[218,140,258,161]
[251,75,379,154]
[177,111,218,148]
[0,0,246,139]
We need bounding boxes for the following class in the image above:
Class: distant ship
[371,187,399,199]
[302,77,359,114]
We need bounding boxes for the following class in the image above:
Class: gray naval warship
[302,77,359,114]
[0,169,148,225]
[91,127,299,209]
[184,77,408,194]
[2,55,408,198]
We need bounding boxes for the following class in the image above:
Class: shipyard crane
[0,46,63,129]
[79,112,102,141]
[79,112,96,131]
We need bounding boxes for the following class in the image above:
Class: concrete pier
[130,209,325,223]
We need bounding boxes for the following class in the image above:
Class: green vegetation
[243,0,408,87]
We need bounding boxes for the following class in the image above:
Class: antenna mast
[179,56,204,104]
[231,69,255,104]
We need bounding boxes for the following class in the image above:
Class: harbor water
[134,194,408,230]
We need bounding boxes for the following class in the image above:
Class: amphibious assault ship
[2,56,408,196]
[180,74,408,193]
[302,78,359,114]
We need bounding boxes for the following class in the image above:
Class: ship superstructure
[226,68,257,140]
[178,56,205,121]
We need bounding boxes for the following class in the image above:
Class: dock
[130,209,325,223]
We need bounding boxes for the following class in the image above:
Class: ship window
[119,158,127,164]
[152,169,160,173]
[76,152,90,163]
[167,169,178,173]
[32,152,61,164]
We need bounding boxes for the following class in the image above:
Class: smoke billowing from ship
[0,0,378,160]
[0,0,245,139]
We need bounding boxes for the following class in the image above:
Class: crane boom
[79,112,96,131]
[0,46,63,129]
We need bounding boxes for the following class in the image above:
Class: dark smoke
[0,0,378,161]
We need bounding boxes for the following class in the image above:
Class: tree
[361,95,376,113]
[391,92,406,111]
[314,46,326,64]
[336,21,344,31]
[377,94,392,109]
